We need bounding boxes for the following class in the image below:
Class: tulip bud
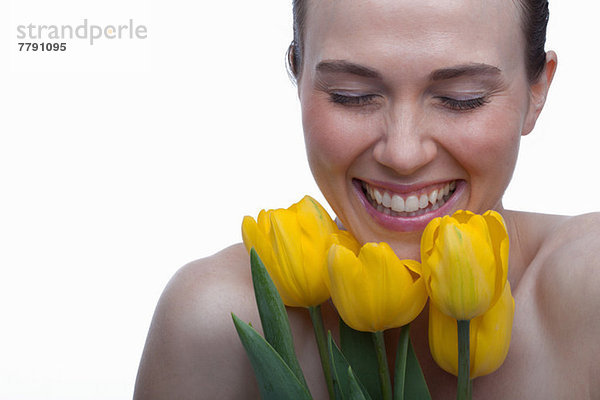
[242,195,352,307]
[428,282,515,378]
[327,242,428,332]
[420,210,509,320]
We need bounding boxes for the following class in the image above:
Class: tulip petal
[460,215,497,310]
[242,215,278,280]
[428,282,515,378]
[324,233,362,293]
[377,250,427,330]
[270,210,312,306]
[428,302,460,376]
[358,243,387,330]
[295,196,337,238]
[404,258,423,278]
[332,231,362,255]
[241,216,259,254]
[329,244,369,330]
[452,209,474,224]
[329,243,427,332]
[256,209,272,237]
[242,196,343,308]
[420,216,442,258]
[470,282,514,378]
[483,210,509,307]
[296,209,333,305]
[426,214,497,320]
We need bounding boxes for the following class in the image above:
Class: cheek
[450,106,523,183]
[301,94,376,180]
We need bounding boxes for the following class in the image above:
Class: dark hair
[517,0,550,82]
[287,0,549,83]
[287,0,306,81]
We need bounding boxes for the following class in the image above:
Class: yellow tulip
[327,242,428,332]
[428,282,515,378]
[242,195,357,307]
[420,210,509,320]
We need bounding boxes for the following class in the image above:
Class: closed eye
[438,96,489,111]
[329,93,379,107]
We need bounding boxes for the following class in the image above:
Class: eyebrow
[315,60,502,83]
[429,63,502,81]
[316,60,382,79]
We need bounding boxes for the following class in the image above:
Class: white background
[0,1,598,399]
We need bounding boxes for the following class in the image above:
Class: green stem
[308,306,335,400]
[457,320,472,400]
[372,331,393,400]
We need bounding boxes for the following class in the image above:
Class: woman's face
[298,0,545,259]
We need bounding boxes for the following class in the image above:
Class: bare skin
[134,0,600,398]
[134,210,600,399]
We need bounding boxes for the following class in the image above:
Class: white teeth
[429,189,438,205]
[405,196,419,212]
[364,180,457,216]
[391,194,405,212]
[382,192,392,208]
[374,189,383,204]
[419,194,429,209]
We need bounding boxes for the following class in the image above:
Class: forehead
[303,0,524,77]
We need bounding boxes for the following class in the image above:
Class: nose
[372,105,437,176]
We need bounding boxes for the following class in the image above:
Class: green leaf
[347,367,370,400]
[249,248,308,388]
[393,325,410,400]
[340,318,383,399]
[328,332,373,400]
[232,313,313,400]
[394,325,431,400]
[328,333,346,400]
[404,342,431,399]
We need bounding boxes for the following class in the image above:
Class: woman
[134,0,600,398]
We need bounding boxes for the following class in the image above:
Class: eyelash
[329,92,490,111]
[438,96,489,111]
[329,93,379,106]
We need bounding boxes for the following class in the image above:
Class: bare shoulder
[534,212,600,304]
[134,243,260,399]
[505,210,599,275]
[530,212,600,390]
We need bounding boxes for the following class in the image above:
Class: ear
[522,51,557,136]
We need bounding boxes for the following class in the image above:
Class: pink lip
[352,179,466,232]
[361,179,450,194]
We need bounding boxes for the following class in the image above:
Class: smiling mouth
[360,180,457,218]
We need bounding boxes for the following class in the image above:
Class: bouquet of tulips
[233,196,514,400]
